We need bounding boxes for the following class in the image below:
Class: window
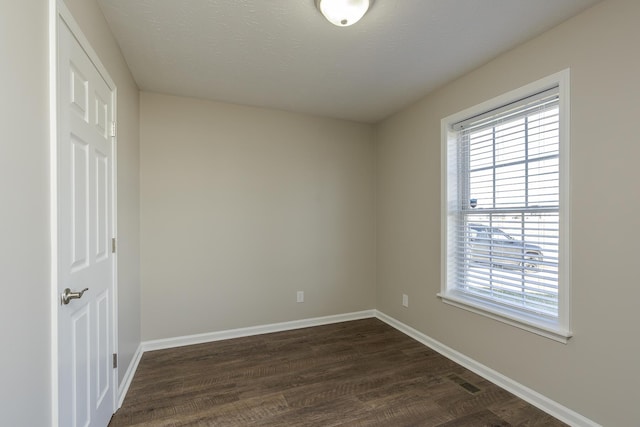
[440,70,571,342]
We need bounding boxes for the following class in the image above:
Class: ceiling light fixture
[315,0,373,27]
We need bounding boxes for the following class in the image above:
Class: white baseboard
[117,342,143,409]
[374,310,600,427]
[116,309,598,427]
[141,310,376,353]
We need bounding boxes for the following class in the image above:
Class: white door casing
[55,5,117,427]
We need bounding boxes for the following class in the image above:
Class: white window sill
[437,291,572,344]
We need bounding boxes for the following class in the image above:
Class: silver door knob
[61,288,89,305]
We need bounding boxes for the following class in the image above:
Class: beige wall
[63,0,141,385]
[0,1,50,425]
[140,92,376,340]
[375,0,640,425]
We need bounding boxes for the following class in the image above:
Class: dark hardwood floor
[109,318,566,426]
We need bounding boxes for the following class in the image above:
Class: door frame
[49,1,119,425]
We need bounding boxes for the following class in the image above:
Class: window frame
[439,70,572,343]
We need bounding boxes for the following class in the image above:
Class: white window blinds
[451,87,560,318]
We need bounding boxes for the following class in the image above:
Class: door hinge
[110,121,117,138]
[113,353,118,369]
[112,237,116,254]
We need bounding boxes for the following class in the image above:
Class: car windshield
[470,225,516,241]
[492,228,514,241]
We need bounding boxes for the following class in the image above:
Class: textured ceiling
[97,0,599,123]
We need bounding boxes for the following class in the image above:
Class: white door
[57,12,116,427]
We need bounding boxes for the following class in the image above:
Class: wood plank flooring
[109,318,566,426]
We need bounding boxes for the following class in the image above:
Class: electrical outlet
[297,291,304,303]
[402,294,409,308]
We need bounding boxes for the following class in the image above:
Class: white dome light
[315,0,372,27]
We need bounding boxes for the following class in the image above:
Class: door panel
[58,14,115,427]
[95,290,109,406]
[70,65,89,122]
[96,149,109,262]
[71,305,90,427]
[71,135,89,271]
